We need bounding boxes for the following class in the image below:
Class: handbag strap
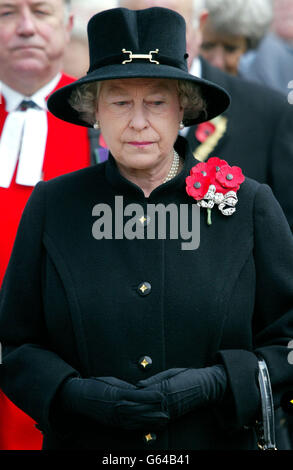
[256,357,277,450]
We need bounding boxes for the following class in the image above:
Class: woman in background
[199,0,273,75]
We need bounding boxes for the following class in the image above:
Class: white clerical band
[0,106,48,188]
[0,73,61,189]
[0,111,24,188]
[16,107,47,187]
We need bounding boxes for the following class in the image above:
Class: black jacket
[0,137,293,450]
[186,58,293,231]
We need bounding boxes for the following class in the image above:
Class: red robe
[0,73,90,449]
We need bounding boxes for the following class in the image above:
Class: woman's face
[95,78,184,172]
[200,19,248,76]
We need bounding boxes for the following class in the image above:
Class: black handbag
[255,357,277,450]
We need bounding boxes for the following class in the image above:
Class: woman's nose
[129,103,149,131]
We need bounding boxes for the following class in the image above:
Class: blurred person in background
[0,0,91,450]
[63,0,118,166]
[63,0,118,79]
[119,0,293,240]
[199,0,273,76]
[239,0,293,95]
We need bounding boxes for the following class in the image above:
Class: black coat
[0,137,293,450]
[186,58,293,231]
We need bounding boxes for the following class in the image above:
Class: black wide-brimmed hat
[47,7,230,127]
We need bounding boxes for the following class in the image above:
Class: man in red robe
[0,0,90,449]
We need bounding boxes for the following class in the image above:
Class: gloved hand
[137,365,227,420]
[56,375,169,430]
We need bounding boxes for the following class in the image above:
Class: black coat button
[138,355,152,370]
[143,432,157,444]
[137,282,151,296]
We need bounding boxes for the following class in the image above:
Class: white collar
[1,73,61,112]
[0,73,61,188]
[189,57,202,78]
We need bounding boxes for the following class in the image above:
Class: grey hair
[68,79,207,126]
[68,82,101,125]
[202,0,273,48]
[177,80,207,123]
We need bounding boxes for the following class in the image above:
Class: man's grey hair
[201,0,273,48]
[63,0,72,23]
[63,0,71,10]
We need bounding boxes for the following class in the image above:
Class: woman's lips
[128,142,153,147]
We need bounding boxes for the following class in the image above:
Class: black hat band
[88,49,189,74]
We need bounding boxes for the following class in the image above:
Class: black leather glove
[56,376,169,430]
[137,365,227,420]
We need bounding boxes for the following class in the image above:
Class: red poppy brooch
[186,157,245,225]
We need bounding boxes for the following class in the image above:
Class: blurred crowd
[0,0,292,451]
[65,0,293,95]
[63,0,118,77]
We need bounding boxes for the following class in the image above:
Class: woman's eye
[0,11,14,16]
[114,101,129,106]
[148,101,165,106]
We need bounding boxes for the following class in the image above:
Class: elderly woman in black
[0,7,292,451]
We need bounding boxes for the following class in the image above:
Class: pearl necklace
[163,149,180,183]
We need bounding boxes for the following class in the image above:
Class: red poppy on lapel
[186,171,210,199]
[186,157,245,225]
[216,164,245,190]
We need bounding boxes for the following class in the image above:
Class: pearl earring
[179,121,184,130]
[93,121,100,130]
